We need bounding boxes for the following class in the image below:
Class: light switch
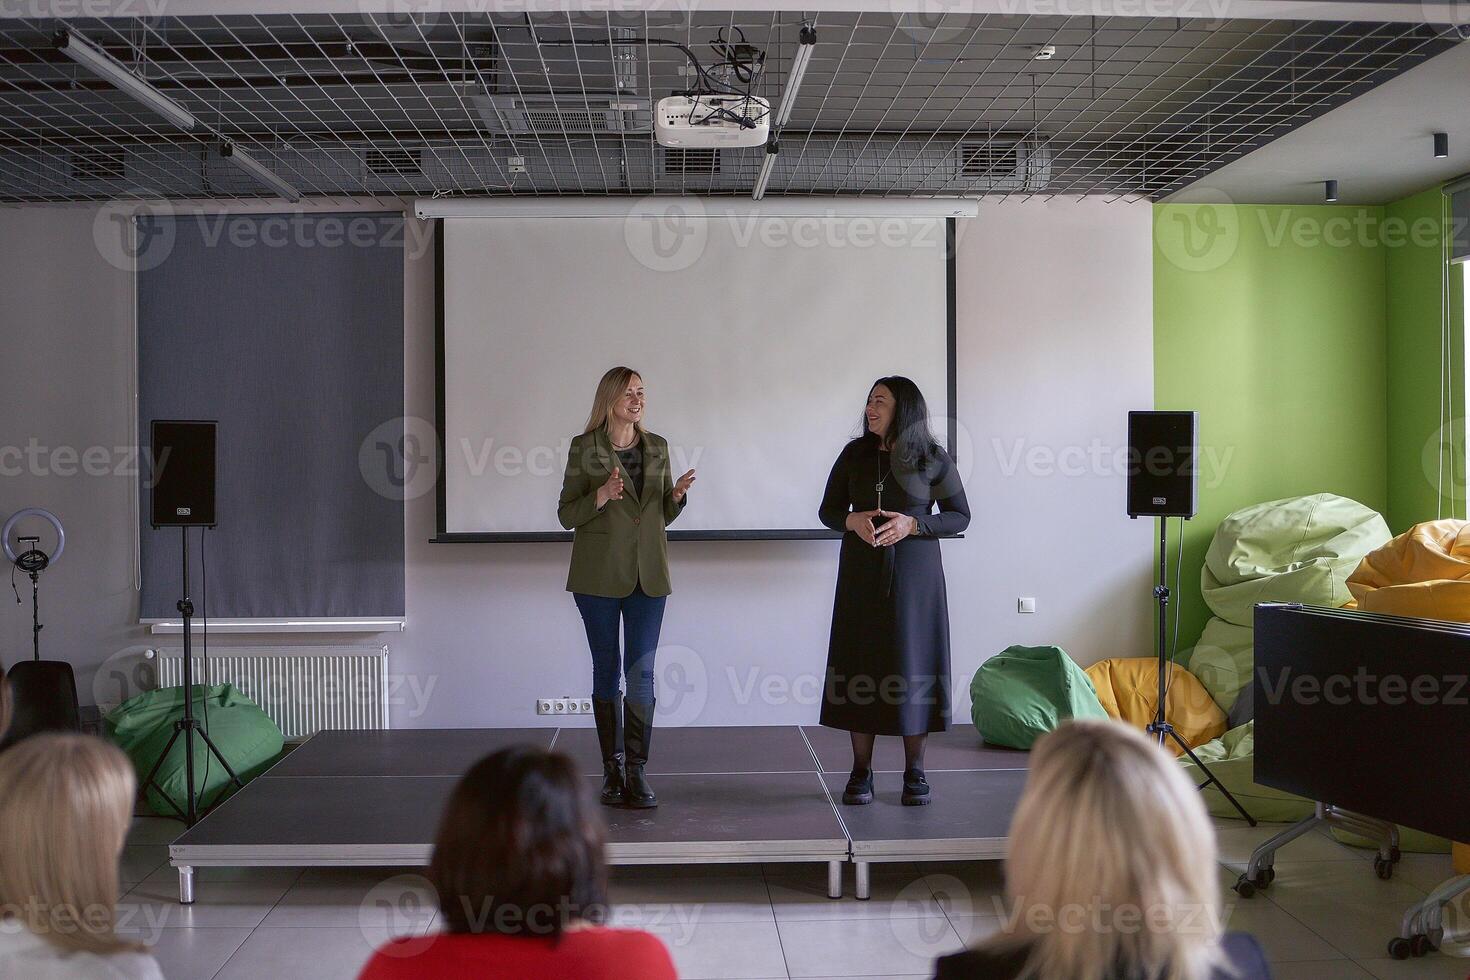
[1018,597,1037,614]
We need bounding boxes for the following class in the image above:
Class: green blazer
[557,428,687,598]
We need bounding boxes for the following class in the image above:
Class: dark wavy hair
[429,746,607,939]
[859,376,941,469]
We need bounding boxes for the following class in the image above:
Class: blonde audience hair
[582,366,646,436]
[0,734,146,956]
[978,719,1227,980]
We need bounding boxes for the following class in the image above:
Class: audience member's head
[428,746,607,938]
[983,719,1225,980]
[0,733,144,956]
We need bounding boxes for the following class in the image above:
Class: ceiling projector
[655,94,770,149]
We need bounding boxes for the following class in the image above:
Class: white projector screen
[437,214,953,538]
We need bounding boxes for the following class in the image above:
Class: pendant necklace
[876,455,892,512]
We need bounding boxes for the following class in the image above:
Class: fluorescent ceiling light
[53,29,197,132]
[773,24,816,132]
[220,142,302,203]
[753,140,778,201]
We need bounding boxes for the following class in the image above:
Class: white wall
[0,197,1154,729]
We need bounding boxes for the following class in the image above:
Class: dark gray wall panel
[138,212,405,618]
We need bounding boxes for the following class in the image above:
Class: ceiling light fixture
[219,142,301,202]
[772,23,816,132]
[53,29,197,131]
[753,140,778,201]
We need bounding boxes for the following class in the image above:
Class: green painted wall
[1154,203,1390,650]
[1385,186,1466,532]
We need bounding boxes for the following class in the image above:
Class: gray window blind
[137,213,405,618]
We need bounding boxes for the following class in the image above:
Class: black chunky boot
[622,697,658,809]
[901,766,931,806]
[592,698,626,806]
[842,767,874,806]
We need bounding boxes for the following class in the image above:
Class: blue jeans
[573,586,666,704]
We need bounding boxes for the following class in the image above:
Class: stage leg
[827,860,843,899]
[178,865,195,905]
[855,860,871,901]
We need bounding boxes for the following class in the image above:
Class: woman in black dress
[818,377,969,807]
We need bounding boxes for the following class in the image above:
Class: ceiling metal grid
[0,11,1460,203]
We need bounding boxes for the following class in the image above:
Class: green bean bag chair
[970,645,1108,749]
[1183,723,1452,850]
[1179,722,1315,822]
[1188,617,1255,715]
[106,684,284,817]
[1201,493,1391,628]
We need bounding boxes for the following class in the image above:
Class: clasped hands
[845,510,917,547]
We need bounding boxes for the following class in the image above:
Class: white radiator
[150,645,390,739]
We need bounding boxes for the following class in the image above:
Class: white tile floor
[117,816,1470,980]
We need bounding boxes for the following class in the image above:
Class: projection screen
[437,214,953,539]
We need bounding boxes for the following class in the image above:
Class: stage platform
[169,724,1028,903]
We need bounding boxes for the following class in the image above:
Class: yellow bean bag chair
[1084,658,1227,757]
[1347,519,1470,620]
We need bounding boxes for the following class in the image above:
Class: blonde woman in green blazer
[558,366,695,809]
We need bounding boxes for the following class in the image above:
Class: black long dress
[818,435,970,736]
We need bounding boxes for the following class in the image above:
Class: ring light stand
[4,508,65,662]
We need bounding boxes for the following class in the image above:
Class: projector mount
[538,29,769,146]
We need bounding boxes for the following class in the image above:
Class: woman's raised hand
[596,468,625,509]
[673,469,697,502]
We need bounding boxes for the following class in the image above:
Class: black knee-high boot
[593,698,626,806]
[622,697,658,808]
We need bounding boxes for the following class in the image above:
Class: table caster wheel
[1373,856,1394,880]
[1387,937,1411,960]
[1233,875,1256,899]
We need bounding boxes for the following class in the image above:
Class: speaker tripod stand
[1147,516,1255,826]
[139,526,242,828]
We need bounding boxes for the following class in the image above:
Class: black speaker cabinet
[150,420,217,528]
[1127,411,1197,519]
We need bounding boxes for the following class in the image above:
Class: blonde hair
[980,719,1226,980]
[582,366,646,436]
[0,734,145,956]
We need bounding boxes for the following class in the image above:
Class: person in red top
[358,746,677,980]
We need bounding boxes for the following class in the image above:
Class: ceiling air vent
[662,147,720,175]
[365,147,422,177]
[469,91,651,135]
[956,137,1052,192]
[70,145,126,181]
[958,139,1020,177]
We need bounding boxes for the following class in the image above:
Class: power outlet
[536,698,593,715]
